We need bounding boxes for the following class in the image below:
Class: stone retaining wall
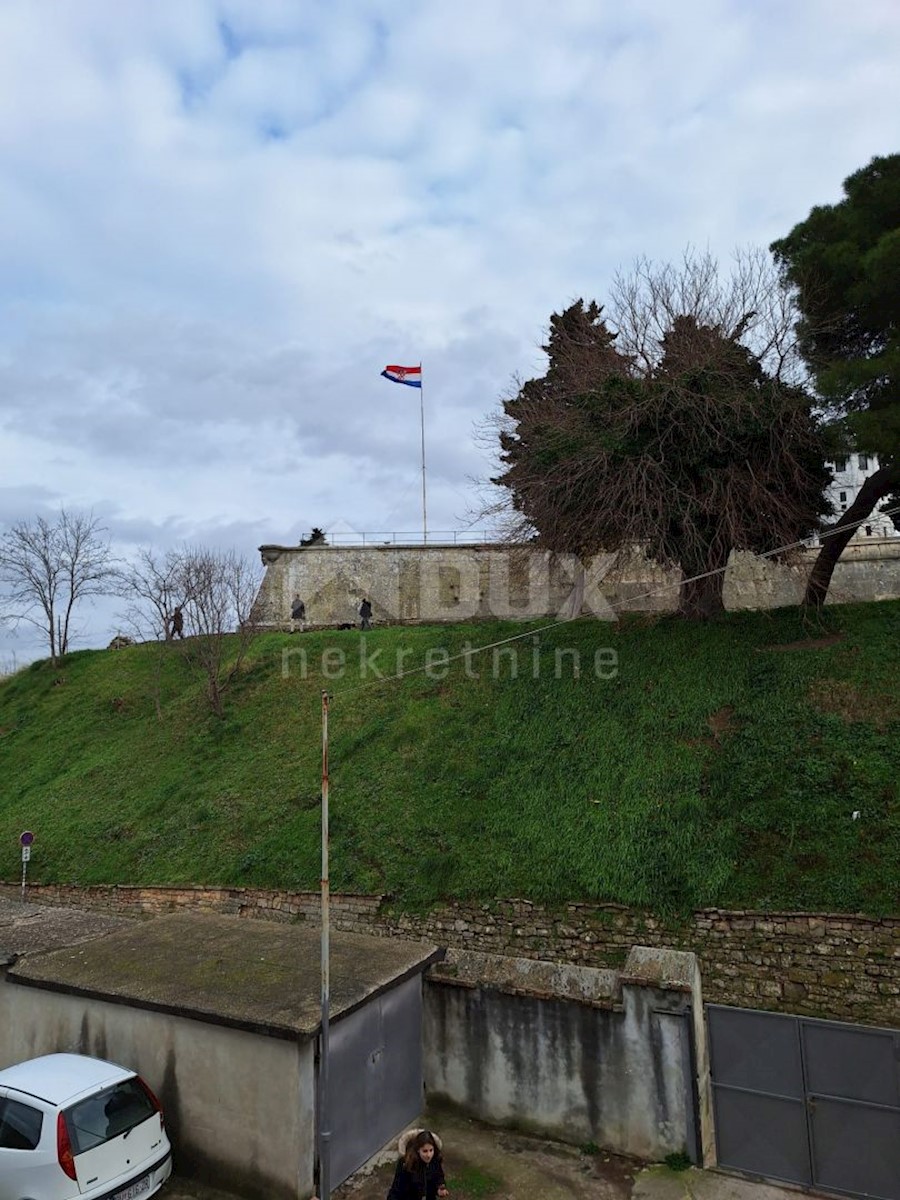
[5,884,897,1028]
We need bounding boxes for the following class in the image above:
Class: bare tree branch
[114,547,185,643]
[0,510,116,665]
[175,547,262,718]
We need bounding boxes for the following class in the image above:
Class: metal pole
[20,856,27,903]
[419,367,428,545]
[319,690,331,1200]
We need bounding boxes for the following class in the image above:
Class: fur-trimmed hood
[397,1128,443,1157]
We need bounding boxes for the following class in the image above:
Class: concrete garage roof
[8,912,443,1040]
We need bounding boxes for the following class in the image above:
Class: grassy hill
[1,602,898,915]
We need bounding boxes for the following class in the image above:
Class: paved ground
[633,1166,810,1200]
[335,1115,638,1200]
[163,1180,248,1200]
[333,1107,810,1200]
[0,893,129,955]
[160,1110,810,1200]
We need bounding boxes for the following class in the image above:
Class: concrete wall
[0,981,315,1200]
[253,538,900,628]
[423,949,703,1163]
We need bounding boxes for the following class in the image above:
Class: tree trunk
[804,463,900,609]
[677,535,730,619]
[678,569,727,619]
[207,675,225,719]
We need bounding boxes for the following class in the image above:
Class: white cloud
[2,0,899,660]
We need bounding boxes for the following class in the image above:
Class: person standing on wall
[170,606,185,639]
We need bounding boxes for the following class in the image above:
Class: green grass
[1,602,898,914]
[663,1151,693,1171]
[447,1166,503,1198]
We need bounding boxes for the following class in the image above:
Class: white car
[0,1053,172,1200]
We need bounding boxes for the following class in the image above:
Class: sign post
[19,831,34,903]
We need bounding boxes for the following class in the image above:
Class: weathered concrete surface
[622,948,715,1169]
[632,1164,806,1200]
[0,894,129,958]
[336,1107,809,1200]
[335,1107,642,1200]
[430,948,620,1004]
[424,948,702,1162]
[8,911,442,1036]
[162,1180,248,1200]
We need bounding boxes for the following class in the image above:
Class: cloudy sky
[1,0,898,662]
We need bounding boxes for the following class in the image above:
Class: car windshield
[65,1079,156,1155]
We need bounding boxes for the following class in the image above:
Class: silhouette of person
[359,598,373,631]
[171,606,184,639]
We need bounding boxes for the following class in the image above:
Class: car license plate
[113,1173,152,1200]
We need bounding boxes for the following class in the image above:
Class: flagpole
[419,364,427,545]
[381,364,427,544]
[319,690,331,1200]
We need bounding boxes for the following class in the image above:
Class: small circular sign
[19,831,34,847]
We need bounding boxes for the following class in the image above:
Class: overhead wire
[323,502,900,698]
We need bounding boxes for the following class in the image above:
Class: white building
[824,452,897,540]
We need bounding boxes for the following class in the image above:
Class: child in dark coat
[386,1129,449,1200]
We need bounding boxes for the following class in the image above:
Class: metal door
[325,974,424,1187]
[708,1004,900,1200]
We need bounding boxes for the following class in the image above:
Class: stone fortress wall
[253,537,900,629]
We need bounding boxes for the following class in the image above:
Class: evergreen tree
[771,153,900,605]
[494,257,830,619]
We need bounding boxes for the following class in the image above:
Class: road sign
[19,833,33,903]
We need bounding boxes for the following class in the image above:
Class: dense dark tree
[771,153,900,606]
[493,254,830,619]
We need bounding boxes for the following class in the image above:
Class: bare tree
[176,547,262,718]
[113,547,190,720]
[0,510,116,665]
[610,247,808,385]
[115,548,185,643]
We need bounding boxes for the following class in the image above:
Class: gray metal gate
[707,1004,900,1200]
[325,973,424,1187]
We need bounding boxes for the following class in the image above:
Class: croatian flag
[381,364,422,388]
